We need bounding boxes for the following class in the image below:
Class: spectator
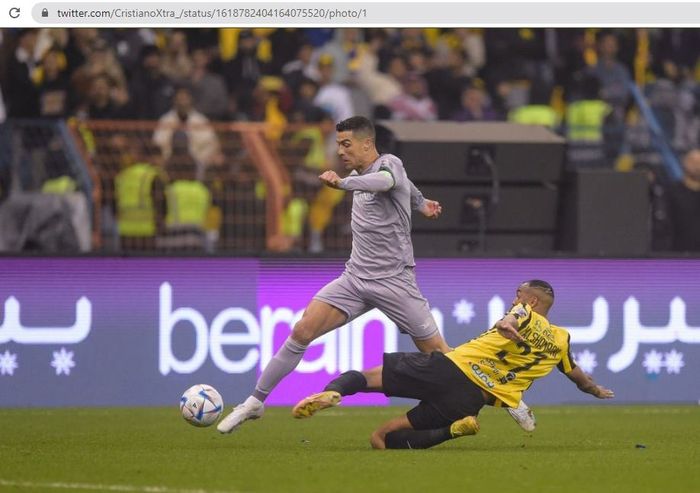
[223,30,270,115]
[666,149,700,251]
[354,50,403,111]
[508,81,559,130]
[37,49,71,118]
[189,48,228,121]
[452,84,499,122]
[432,28,485,78]
[646,60,700,152]
[388,73,438,121]
[102,29,157,74]
[404,49,431,76]
[249,76,292,141]
[425,48,473,119]
[588,32,632,120]
[153,85,222,180]
[303,29,335,48]
[112,134,166,251]
[282,42,318,94]
[483,28,548,92]
[565,73,612,168]
[302,110,344,253]
[159,154,213,251]
[63,28,100,75]
[385,56,409,88]
[160,30,193,83]
[312,28,365,84]
[289,77,322,123]
[654,29,700,76]
[313,54,355,122]
[390,28,431,58]
[551,29,590,93]
[128,45,176,120]
[268,29,308,76]
[222,92,249,122]
[184,29,220,53]
[6,29,40,118]
[81,74,128,119]
[33,29,70,62]
[71,38,128,103]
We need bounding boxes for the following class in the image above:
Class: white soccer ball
[180,384,224,427]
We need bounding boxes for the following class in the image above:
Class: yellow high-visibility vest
[566,100,611,141]
[115,163,158,237]
[165,180,211,228]
[42,175,77,194]
[509,105,559,129]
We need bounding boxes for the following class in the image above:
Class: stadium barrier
[70,119,354,253]
[0,257,698,407]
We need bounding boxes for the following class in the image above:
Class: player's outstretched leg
[449,415,480,438]
[506,400,536,432]
[292,369,372,418]
[216,395,265,434]
[218,300,347,434]
[292,390,342,418]
[373,415,479,450]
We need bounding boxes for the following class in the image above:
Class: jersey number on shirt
[495,342,547,384]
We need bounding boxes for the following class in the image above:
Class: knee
[291,319,318,345]
[416,335,451,354]
[370,430,386,450]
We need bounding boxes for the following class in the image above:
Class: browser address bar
[30,2,700,26]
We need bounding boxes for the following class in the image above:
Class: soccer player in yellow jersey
[293,280,614,449]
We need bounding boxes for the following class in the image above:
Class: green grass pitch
[0,405,698,493]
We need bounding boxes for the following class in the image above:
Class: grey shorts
[313,267,439,341]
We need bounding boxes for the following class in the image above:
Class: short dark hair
[523,280,554,298]
[336,116,375,139]
[174,82,193,95]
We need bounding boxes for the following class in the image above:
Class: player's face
[512,285,537,308]
[336,130,366,170]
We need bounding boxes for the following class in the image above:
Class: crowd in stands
[2,28,699,143]
[0,28,699,252]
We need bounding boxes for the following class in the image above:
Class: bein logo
[158,283,444,376]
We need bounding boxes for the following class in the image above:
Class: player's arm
[564,366,615,399]
[409,179,442,219]
[319,170,394,192]
[494,303,532,342]
[558,333,614,399]
[495,313,525,343]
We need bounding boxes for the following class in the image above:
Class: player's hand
[319,170,342,189]
[420,200,442,219]
[592,385,615,399]
[495,319,525,343]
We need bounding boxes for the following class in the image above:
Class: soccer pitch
[0,406,697,493]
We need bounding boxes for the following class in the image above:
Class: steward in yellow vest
[509,105,559,129]
[165,179,212,230]
[508,83,560,130]
[114,161,165,250]
[159,156,214,251]
[565,100,611,141]
[565,74,611,142]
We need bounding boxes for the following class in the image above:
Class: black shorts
[382,351,486,430]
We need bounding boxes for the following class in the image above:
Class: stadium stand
[0,27,698,253]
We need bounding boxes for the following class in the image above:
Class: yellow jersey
[446,303,576,408]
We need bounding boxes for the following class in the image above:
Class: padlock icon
[41,8,49,17]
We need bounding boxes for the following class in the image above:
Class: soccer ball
[180,384,224,427]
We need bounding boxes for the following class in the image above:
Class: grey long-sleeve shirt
[338,153,426,279]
